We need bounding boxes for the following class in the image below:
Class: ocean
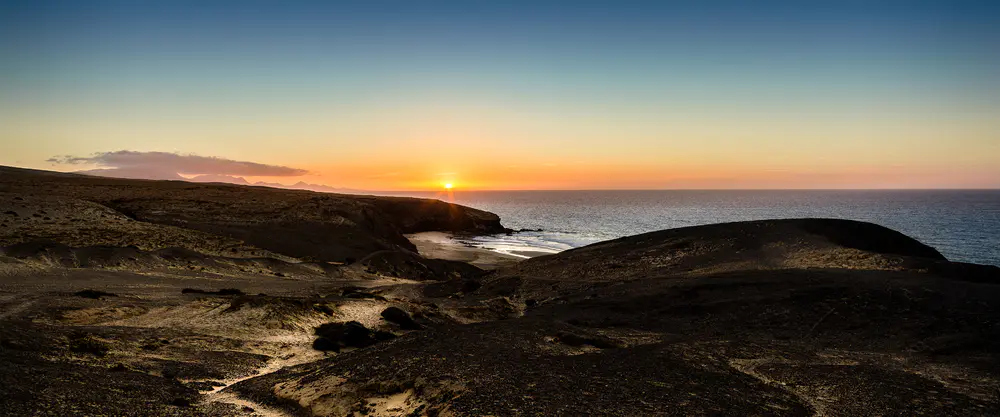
[394,190,1000,267]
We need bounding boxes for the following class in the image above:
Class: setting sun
[444,183,454,189]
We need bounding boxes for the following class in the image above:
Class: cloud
[71,167,186,181]
[48,151,309,177]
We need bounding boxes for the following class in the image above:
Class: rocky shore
[1,166,998,416]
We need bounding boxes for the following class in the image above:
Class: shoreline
[406,232,539,270]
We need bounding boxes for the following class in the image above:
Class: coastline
[405,232,540,269]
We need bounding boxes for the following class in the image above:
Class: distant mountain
[191,175,367,194]
[256,180,366,194]
[189,174,250,184]
[74,168,366,194]
[76,168,185,181]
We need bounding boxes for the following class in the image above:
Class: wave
[452,230,606,258]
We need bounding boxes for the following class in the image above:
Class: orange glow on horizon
[237,159,1000,192]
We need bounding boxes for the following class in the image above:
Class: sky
[1,1,999,190]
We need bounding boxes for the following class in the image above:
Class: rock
[381,307,422,330]
[312,337,340,352]
[314,322,343,340]
[314,321,379,350]
[342,321,377,347]
[74,289,117,299]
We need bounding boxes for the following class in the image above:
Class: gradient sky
[2,1,999,190]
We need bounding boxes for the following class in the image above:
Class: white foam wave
[453,230,606,258]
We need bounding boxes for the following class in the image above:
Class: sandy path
[201,347,325,417]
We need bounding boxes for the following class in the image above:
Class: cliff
[0,165,505,263]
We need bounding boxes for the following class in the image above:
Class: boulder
[381,307,422,330]
[314,321,380,351]
[341,321,377,347]
[312,337,340,352]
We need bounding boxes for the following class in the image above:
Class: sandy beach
[405,232,538,269]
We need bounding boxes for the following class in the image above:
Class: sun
[444,183,454,189]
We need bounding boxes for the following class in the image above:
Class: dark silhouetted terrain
[1,166,998,416]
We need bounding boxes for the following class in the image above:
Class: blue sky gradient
[2,1,999,189]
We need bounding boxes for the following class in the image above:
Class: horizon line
[9,165,1000,194]
[378,188,1000,193]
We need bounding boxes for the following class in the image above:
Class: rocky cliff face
[0,165,505,262]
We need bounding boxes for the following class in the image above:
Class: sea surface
[393,190,1000,267]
